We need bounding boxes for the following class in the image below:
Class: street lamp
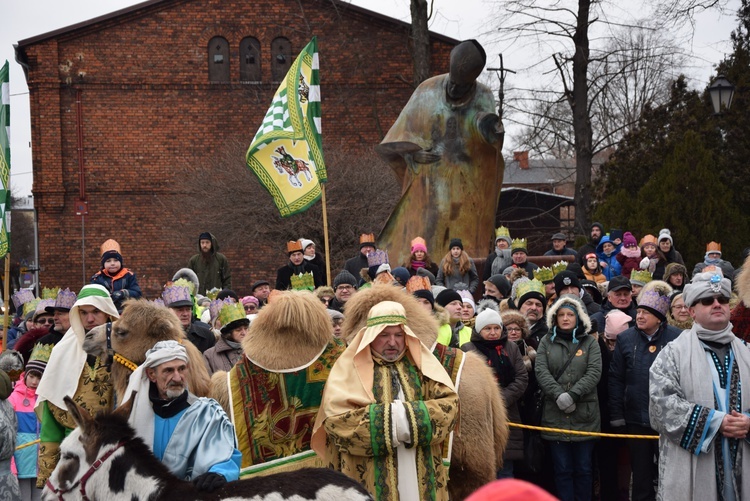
[708,75,735,115]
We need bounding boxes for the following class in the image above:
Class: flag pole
[321,184,331,286]
[1,254,9,352]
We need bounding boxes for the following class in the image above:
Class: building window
[271,37,292,81]
[208,36,230,82]
[240,37,261,82]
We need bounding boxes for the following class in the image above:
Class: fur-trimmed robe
[210,291,345,476]
[730,255,750,342]
[341,285,509,501]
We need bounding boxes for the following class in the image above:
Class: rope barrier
[15,439,40,451]
[508,422,659,440]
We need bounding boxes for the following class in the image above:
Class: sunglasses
[37,318,55,325]
[696,296,730,307]
[244,305,258,312]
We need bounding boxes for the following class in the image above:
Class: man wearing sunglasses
[649,271,750,501]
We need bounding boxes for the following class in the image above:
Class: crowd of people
[0,225,749,501]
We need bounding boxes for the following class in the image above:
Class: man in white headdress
[35,284,120,487]
[649,270,750,501]
[123,340,240,492]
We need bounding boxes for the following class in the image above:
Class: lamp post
[708,75,735,115]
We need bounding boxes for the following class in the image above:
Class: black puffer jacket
[608,322,681,427]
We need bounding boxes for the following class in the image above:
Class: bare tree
[492,0,706,234]
[410,0,434,86]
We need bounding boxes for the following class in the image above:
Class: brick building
[15,0,457,296]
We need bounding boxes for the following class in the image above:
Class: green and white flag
[0,61,11,258]
[246,38,326,217]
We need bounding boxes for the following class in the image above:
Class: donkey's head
[43,395,135,500]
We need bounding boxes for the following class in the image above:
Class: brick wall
[21,0,457,296]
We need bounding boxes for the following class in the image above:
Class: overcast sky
[1,0,740,196]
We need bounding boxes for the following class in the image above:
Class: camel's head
[110,299,186,364]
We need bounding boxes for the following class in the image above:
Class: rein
[46,440,128,501]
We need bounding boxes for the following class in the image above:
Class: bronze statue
[376,40,504,265]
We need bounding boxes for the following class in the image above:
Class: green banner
[0,61,11,258]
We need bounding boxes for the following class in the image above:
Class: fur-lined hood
[545,294,592,337]
[500,310,531,340]
[735,255,750,305]
[339,285,440,345]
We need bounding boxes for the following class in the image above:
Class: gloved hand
[556,392,575,412]
[640,257,650,270]
[610,419,626,428]
[390,401,412,447]
[192,472,227,492]
[111,291,125,304]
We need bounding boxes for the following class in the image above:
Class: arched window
[208,36,230,82]
[240,37,261,82]
[271,37,292,82]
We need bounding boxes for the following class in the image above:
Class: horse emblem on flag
[272,146,313,187]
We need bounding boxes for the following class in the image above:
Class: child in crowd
[616,232,642,279]
[90,239,142,310]
[583,253,606,283]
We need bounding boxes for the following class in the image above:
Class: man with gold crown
[483,226,514,281]
[275,240,324,291]
[312,300,459,500]
[34,284,119,487]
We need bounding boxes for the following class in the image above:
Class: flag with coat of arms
[0,61,11,258]
[245,37,326,217]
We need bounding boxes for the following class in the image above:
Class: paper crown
[23,298,41,317]
[28,342,53,373]
[12,289,35,310]
[162,285,192,306]
[172,278,196,296]
[41,287,61,300]
[630,269,653,286]
[639,234,658,247]
[706,241,722,253]
[34,299,56,319]
[638,290,671,318]
[367,249,389,267]
[209,298,235,322]
[552,261,569,276]
[218,301,247,328]
[533,267,554,283]
[516,278,546,300]
[287,240,303,253]
[359,233,376,245]
[406,275,431,293]
[495,226,511,239]
[52,288,77,311]
[511,238,527,253]
[290,272,316,291]
[410,236,427,253]
[205,288,221,300]
[100,239,122,256]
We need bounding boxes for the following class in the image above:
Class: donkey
[43,396,373,501]
[82,299,211,399]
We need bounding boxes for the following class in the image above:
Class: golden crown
[516,278,545,299]
[290,272,316,291]
[511,238,527,253]
[552,261,569,276]
[533,267,554,283]
[630,269,653,285]
[41,287,61,300]
[495,226,511,239]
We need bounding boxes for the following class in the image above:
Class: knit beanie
[391,267,411,287]
[199,232,212,241]
[333,270,358,289]
[554,271,581,297]
[604,310,631,341]
[475,309,503,333]
[458,290,476,311]
[413,289,435,309]
[622,232,637,248]
[658,229,673,246]
[449,238,464,250]
[485,274,511,298]
[436,289,463,308]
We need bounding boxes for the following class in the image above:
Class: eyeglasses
[244,306,257,312]
[506,327,523,333]
[37,318,55,325]
[696,296,730,307]
[672,304,689,311]
[336,285,353,291]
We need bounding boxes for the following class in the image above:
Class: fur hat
[500,310,530,339]
[314,286,335,300]
[475,309,503,333]
[0,350,24,383]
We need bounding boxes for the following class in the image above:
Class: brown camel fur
[341,285,510,501]
[82,299,211,400]
[210,290,335,413]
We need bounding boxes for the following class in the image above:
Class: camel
[82,299,211,400]
[42,396,373,501]
[340,285,509,501]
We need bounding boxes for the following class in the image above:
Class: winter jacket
[436,322,472,348]
[462,333,528,461]
[543,247,578,260]
[91,267,142,309]
[185,320,216,353]
[187,233,232,294]
[596,236,622,280]
[203,337,243,375]
[535,295,602,441]
[608,323,681,427]
[8,376,39,478]
[6,322,27,350]
[590,298,637,336]
[343,253,369,280]
[483,250,514,280]
[616,246,642,280]
[436,257,480,293]
[583,268,606,284]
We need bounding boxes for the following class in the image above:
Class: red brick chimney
[513,151,529,169]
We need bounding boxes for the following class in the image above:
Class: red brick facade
[18,0,456,296]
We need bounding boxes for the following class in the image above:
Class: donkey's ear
[64,396,92,430]
[114,391,135,420]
